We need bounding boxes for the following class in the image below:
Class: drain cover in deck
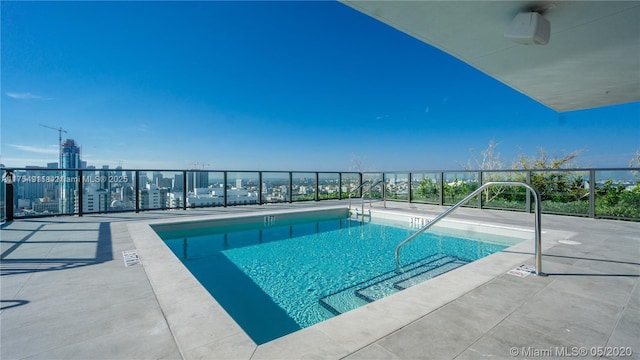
[123,250,140,267]
[507,264,535,278]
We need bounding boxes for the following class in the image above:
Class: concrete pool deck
[1,200,639,359]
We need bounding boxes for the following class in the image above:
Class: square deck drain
[123,250,140,267]
[507,264,535,278]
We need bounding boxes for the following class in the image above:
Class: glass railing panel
[3,167,638,222]
[531,170,590,216]
[80,169,135,213]
[226,172,260,206]
[410,172,440,204]
[340,172,360,198]
[385,172,409,201]
[362,173,383,199]
[183,171,225,208]
[595,169,640,220]
[292,172,316,202]
[443,172,479,206]
[8,168,74,217]
[318,173,340,200]
[138,170,179,210]
[480,171,527,211]
[262,172,290,204]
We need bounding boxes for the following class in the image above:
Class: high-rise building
[100,165,110,190]
[60,139,81,214]
[152,172,163,186]
[187,172,208,192]
[173,173,184,191]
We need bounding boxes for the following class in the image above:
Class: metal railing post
[408,172,413,204]
[223,171,228,207]
[315,172,319,202]
[259,172,263,205]
[589,170,596,218]
[135,170,140,213]
[478,171,483,209]
[5,170,14,221]
[78,169,83,217]
[288,172,293,204]
[438,172,444,206]
[182,170,187,210]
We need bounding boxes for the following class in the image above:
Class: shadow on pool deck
[1,221,113,276]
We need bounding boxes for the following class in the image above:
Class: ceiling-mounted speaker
[505,12,550,45]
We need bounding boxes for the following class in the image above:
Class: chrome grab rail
[362,180,385,211]
[394,181,544,276]
[348,180,371,210]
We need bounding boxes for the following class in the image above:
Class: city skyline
[1,1,639,171]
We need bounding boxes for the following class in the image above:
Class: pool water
[157,216,512,344]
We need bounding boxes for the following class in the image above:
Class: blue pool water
[156,215,512,344]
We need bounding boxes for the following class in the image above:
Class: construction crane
[188,162,210,170]
[39,124,67,168]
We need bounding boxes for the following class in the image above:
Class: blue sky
[1,1,638,171]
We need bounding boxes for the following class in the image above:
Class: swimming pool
[154,209,522,344]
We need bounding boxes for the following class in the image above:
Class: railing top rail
[360,167,640,174]
[0,167,366,173]
[3,167,638,174]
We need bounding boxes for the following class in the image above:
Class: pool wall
[364,209,536,245]
[151,207,349,233]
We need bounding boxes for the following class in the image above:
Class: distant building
[226,188,258,205]
[187,172,208,192]
[168,192,184,208]
[184,187,258,207]
[139,172,149,187]
[77,186,109,213]
[139,184,167,209]
[118,186,136,209]
[60,139,81,214]
[158,177,173,189]
[32,197,59,213]
[173,174,184,191]
[99,165,109,190]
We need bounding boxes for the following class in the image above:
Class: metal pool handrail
[348,180,371,210]
[362,179,385,211]
[394,181,545,276]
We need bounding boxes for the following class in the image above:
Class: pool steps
[319,254,468,316]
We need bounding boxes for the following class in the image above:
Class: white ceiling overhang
[340,1,640,112]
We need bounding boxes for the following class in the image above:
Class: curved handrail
[348,180,371,209]
[362,180,385,211]
[394,181,544,276]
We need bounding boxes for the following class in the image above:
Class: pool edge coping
[127,205,570,359]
